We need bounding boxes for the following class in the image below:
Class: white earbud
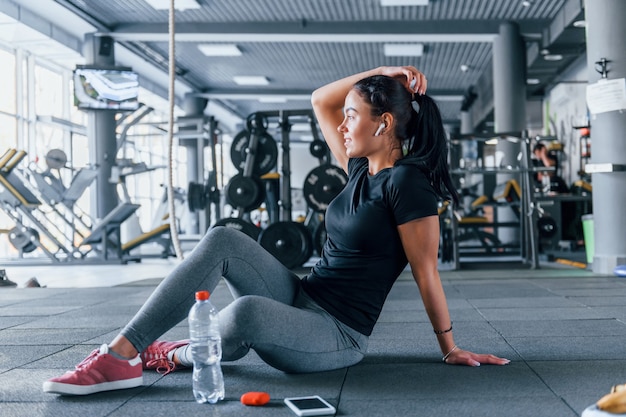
[374,122,385,136]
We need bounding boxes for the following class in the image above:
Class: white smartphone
[284,395,336,416]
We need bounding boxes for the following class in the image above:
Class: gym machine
[0,148,152,263]
[222,110,311,269]
[109,104,177,260]
[208,110,347,270]
[1,107,207,264]
[184,117,223,233]
[444,133,543,269]
[0,149,90,261]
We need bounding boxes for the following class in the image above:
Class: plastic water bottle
[188,290,225,404]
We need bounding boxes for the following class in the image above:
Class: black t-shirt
[301,157,438,335]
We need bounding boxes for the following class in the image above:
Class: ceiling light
[540,49,563,61]
[384,43,424,57]
[526,78,540,85]
[198,44,242,56]
[522,1,533,7]
[381,0,429,6]
[460,64,471,72]
[144,0,200,11]
[233,76,269,86]
[543,54,563,61]
[258,97,288,103]
[573,20,586,28]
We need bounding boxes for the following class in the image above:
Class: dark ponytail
[353,75,459,204]
[400,94,459,204]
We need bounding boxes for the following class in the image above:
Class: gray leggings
[121,226,368,373]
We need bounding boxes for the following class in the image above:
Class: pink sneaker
[140,340,190,374]
[43,344,143,395]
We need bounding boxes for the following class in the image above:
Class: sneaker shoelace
[144,351,177,375]
[74,349,100,372]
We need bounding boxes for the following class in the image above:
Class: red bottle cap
[195,290,210,301]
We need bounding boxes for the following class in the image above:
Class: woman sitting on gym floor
[44,65,509,396]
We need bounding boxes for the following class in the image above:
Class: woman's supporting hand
[444,347,511,367]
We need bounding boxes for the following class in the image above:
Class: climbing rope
[167,0,184,260]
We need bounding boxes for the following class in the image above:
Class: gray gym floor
[1,259,625,417]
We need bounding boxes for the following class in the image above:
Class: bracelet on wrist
[442,345,458,362]
[433,322,453,335]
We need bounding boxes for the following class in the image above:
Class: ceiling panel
[46,0,584,132]
[75,0,567,23]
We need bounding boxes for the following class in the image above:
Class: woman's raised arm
[311,66,426,171]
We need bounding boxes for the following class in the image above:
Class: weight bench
[440,198,503,254]
[442,179,526,258]
[492,179,522,217]
[121,222,172,258]
[80,202,140,261]
[455,179,523,246]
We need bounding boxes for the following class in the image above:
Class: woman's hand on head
[380,66,428,95]
[444,348,511,367]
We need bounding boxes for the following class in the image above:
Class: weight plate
[309,139,328,159]
[258,221,313,269]
[45,149,67,170]
[212,218,261,241]
[537,216,558,238]
[230,129,278,176]
[246,113,270,132]
[8,227,39,253]
[224,174,265,212]
[303,165,348,212]
[187,181,206,212]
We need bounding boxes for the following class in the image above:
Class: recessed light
[526,78,540,85]
[384,43,424,57]
[144,0,200,11]
[573,20,586,28]
[522,0,533,7]
[198,44,242,56]
[233,76,270,86]
[381,0,429,6]
[460,64,471,72]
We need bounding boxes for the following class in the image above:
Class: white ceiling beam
[111,32,497,43]
[105,21,542,43]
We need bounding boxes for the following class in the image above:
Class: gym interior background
[0,0,624,274]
